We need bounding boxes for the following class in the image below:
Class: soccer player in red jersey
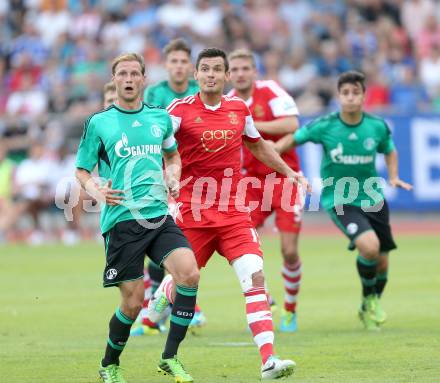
[228,49,303,333]
[147,48,309,380]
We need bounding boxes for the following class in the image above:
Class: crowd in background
[1,0,440,244]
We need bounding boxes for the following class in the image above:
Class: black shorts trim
[102,216,192,287]
[328,200,397,253]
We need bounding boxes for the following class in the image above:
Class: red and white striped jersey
[167,93,261,220]
[228,80,301,175]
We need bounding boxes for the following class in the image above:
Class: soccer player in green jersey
[76,53,199,383]
[131,39,205,336]
[276,70,412,331]
[144,38,199,107]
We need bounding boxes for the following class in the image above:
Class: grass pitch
[1,234,439,382]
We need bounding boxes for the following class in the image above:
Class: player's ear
[225,70,230,82]
[193,69,198,81]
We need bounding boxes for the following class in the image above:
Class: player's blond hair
[111,53,145,75]
[228,49,256,67]
[103,81,116,94]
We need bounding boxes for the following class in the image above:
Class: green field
[1,234,439,382]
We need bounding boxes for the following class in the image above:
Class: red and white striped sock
[162,274,174,304]
[245,287,274,364]
[141,269,153,326]
[282,260,302,313]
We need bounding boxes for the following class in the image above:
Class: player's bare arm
[385,150,413,190]
[274,133,297,154]
[245,138,311,192]
[163,149,182,198]
[254,116,299,135]
[75,168,125,206]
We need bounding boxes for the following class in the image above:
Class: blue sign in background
[296,114,440,211]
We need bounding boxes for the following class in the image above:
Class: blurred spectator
[34,0,71,47]
[0,141,23,242]
[389,65,429,111]
[419,44,440,98]
[415,14,440,58]
[190,0,222,39]
[278,49,317,96]
[401,0,436,40]
[5,72,48,123]
[156,0,194,30]
[14,141,57,244]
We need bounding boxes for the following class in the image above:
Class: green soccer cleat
[99,364,126,383]
[279,310,298,333]
[358,295,380,331]
[375,299,387,325]
[157,357,193,383]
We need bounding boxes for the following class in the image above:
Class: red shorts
[246,175,303,233]
[180,217,263,269]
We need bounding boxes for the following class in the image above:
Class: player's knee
[281,246,299,264]
[232,254,264,292]
[251,270,265,288]
[356,232,380,259]
[123,299,143,319]
[175,267,200,287]
[360,242,380,259]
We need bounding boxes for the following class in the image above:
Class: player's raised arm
[244,138,311,193]
[274,133,296,154]
[384,150,412,190]
[255,116,299,135]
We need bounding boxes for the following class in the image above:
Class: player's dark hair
[196,48,229,72]
[337,70,366,92]
[163,38,192,58]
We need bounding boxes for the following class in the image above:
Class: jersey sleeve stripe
[243,115,261,139]
[256,80,291,97]
[163,135,177,150]
[166,96,195,113]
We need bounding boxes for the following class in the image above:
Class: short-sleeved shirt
[76,102,177,234]
[294,112,395,210]
[167,93,261,227]
[144,79,199,108]
[228,80,300,175]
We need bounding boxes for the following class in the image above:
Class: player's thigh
[147,216,197,280]
[274,178,303,232]
[246,181,271,228]
[328,204,377,253]
[217,219,263,264]
[366,200,397,253]
[119,278,145,308]
[103,220,149,288]
[180,226,217,269]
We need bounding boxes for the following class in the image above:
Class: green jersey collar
[113,102,144,114]
[337,112,365,128]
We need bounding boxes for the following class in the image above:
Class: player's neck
[116,98,142,111]
[340,110,363,125]
[235,87,252,102]
[169,80,188,94]
[200,92,222,106]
